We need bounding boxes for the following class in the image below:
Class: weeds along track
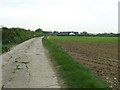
[52,40,119,89]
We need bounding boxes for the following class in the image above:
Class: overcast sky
[0,0,119,33]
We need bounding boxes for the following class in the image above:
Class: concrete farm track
[1,37,60,89]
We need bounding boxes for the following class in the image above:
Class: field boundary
[42,37,109,88]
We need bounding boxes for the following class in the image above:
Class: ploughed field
[49,36,119,89]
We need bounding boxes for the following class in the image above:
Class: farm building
[58,32,70,36]
[69,32,75,35]
[69,32,78,35]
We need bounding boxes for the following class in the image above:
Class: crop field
[49,36,118,42]
[49,36,119,89]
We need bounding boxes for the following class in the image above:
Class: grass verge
[42,37,109,88]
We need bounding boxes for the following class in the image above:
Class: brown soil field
[53,40,119,89]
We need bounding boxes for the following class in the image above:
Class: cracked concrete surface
[1,37,60,89]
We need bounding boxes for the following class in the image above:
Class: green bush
[2,27,44,53]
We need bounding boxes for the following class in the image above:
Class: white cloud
[0,0,119,33]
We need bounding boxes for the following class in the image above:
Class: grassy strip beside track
[42,37,109,88]
[49,36,118,42]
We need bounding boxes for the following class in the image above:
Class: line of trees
[51,31,120,37]
[79,31,120,37]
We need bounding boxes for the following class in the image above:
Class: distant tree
[2,27,9,30]
[52,31,59,36]
[80,31,89,36]
[35,28,43,32]
[53,31,58,33]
